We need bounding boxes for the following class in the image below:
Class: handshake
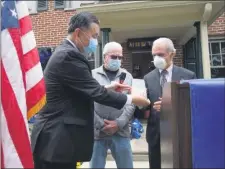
[105,81,150,107]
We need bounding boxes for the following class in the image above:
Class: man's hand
[102,119,119,135]
[153,97,162,112]
[105,81,131,91]
[131,95,150,107]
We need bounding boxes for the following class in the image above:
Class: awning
[76,1,224,44]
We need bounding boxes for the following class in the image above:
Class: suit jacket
[144,65,196,147]
[31,40,127,163]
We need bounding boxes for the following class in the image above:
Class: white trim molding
[76,1,209,13]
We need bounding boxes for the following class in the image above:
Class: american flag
[1,1,46,168]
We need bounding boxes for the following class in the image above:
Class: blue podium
[161,78,225,168]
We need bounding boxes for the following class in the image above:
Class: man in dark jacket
[144,37,196,169]
[31,12,150,169]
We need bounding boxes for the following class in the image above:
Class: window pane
[223,54,225,66]
[221,42,225,53]
[210,55,214,66]
[211,42,220,54]
[211,68,225,78]
[208,43,211,54]
[211,55,222,66]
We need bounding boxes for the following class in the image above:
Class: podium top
[180,78,225,84]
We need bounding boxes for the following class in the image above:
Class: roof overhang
[76,1,225,44]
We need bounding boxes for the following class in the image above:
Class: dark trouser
[148,137,161,169]
[34,155,76,169]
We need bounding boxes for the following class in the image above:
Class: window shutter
[37,0,48,11]
[55,0,64,9]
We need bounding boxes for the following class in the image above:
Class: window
[64,1,96,10]
[64,1,73,9]
[37,0,48,11]
[55,0,64,9]
[87,52,95,70]
[25,1,37,14]
[209,39,225,78]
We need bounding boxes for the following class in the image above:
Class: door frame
[131,50,153,78]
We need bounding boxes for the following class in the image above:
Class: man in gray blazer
[90,42,135,168]
[144,38,196,169]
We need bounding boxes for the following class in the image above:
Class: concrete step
[81,160,172,168]
[81,161,150,168]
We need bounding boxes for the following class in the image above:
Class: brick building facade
[30,1,225,78]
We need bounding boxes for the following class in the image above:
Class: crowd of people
[30,12,196,169]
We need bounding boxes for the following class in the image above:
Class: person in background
[31,12,150,169]
[144,37,196,169]
[90,42,135,168]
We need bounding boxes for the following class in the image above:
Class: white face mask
[153,55,167,70]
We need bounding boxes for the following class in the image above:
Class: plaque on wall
[127,37,159,50]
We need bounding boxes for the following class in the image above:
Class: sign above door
[127,37,159,50]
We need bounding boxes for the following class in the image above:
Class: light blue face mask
[79,30,98,54]
[84,38,98,54]
[108,58,121,71]
[83,38,98,54]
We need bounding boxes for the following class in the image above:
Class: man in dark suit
[144,37,196,169]
[31,12,150,169]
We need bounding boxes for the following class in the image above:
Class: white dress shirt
[159,64,173,83]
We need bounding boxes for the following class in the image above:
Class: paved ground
[80,160,173,168]
[80,161,149,168]
[29,121,173,168]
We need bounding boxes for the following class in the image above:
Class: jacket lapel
[172,65,181,82]
[152,69,162,97]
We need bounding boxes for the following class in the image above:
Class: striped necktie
[160,70,168,89]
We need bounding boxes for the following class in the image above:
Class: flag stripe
[1,65,33,168]
[2,29,27,116]
[1,145,5,168]
[19,15,32,36]
[26,78,46,110]
[1,1,46,167]
[21,30,36,55]
[26,62,44,91]
[23,48,40,72]
[1,105,23,168]
[16,1,29,20]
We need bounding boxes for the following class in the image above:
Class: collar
[66,38,78,50]
[159,63,173,74]
[66,38,89,58]
[96,65,125,78]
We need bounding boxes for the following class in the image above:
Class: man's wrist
[115,119,123,130]
[125,95,132,105]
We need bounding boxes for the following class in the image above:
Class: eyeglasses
[81,30,99,40]
[152,53,165,57]
[110,55,123,60]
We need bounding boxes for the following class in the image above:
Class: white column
[200,21,211,79]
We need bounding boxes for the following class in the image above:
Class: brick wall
[208,12,225,36]
[31,3,224,73]
[173,40,183,67]
[31,1,76,47]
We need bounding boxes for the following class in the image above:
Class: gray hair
[103,42,122,56]
[153,37,176,53]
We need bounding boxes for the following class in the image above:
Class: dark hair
[68,12,100,34]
